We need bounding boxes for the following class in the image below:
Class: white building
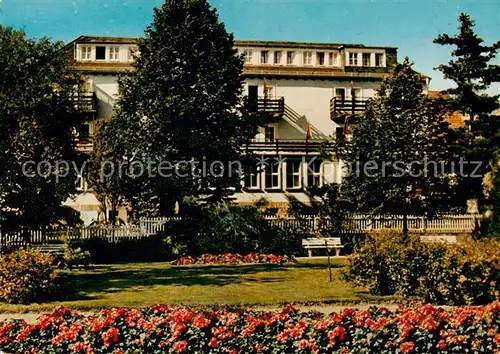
[65,36,398,221]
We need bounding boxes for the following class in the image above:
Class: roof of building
[67,36,397,51]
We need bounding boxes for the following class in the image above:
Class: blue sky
[2,0,499,92]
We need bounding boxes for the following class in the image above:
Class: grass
[0,258,391,313]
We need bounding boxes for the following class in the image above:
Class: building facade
[64,36,399,223]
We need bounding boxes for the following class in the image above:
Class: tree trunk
[403,212,409,239]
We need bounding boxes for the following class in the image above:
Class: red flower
[209,337,219,348]
[173,340,188,353]
[102,327,119,347]
[400,341,415,353]
[436,340,447,350]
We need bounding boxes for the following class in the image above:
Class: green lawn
[0,258,391,313]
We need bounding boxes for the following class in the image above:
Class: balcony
[246,97,285,118]
[72,92,97,113]
[330,97,369,123]
[246,139,331,154]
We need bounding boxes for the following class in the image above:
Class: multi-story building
[64,35,399,223]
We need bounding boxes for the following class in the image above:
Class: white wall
[244,78,379,137]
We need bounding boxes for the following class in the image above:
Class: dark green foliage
[342,232,500,305]
[169,202,302,256]
[334,59,457,236]
[0,26,84,231]
[98,0,259,217]
[75,235,172,263]
[434,13,500,209]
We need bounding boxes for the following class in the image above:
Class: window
[81,46,91,60]
[362,53,371,67]
[348,53,358,66]
[261,50,269,64]
[245,171,260,189]
[334,88,346,102]
[329,52,339,66]
[265,161,280,189]
[375,53,384,67]
[286,51,295,65]
[274,51,282,64]
[95,46,106,60]
[264,125,276,142]
[286,159,302,189]
[317,52,325,66]
[244,49,253,63]
[303,51,313,65]
[263,85,274,98]
[110,47,120,61]
[351,88,362,99]
[307,159,323,187]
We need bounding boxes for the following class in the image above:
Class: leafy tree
[86,118,130,225]
[434,13,500,206]
[101,0,259,217]
[334,59,456,236]
[0,26,83,233]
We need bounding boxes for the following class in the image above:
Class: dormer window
[110,47,120,61]
[348,53,358,66]
[303,51,313,65]
[329,52,339,66]
[286,51,295,65]
[81,46,91,60]
[375,53,384,67]
[317,52,325,66]
[95,46,106,60]
[243,49,253,63]
[362,53,371,67]
[274,51,282,64]
[261,51,269,64]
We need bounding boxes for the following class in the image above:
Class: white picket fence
[0,214,481,248]
[138,214,481,235]
[1,225,148,247]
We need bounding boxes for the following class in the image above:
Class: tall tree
[335,59,456,236]
[0,26,83,232]
[434,13,500,206]
[101,0,259,217]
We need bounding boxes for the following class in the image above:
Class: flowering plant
[171,253,297,266]
[0,302,498,353]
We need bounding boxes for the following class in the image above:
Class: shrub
[0,249,60,304]
[0,303,498,353]
[63,247,92,270]
[80,235,172,264]
[342,232,500,305]
[171,203,301,256]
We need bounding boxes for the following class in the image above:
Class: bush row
[0,303,499,353]
[342,232,500,305]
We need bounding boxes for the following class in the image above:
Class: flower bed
[171,253,297,266]
[0,303,499,353]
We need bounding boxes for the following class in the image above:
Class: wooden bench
[302,237,343,257]
[29,244,66,257]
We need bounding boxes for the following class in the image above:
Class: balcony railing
[72,92,97,113]
[330,97,369,120]
[246,97,285,117]
[246,139,331,153]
